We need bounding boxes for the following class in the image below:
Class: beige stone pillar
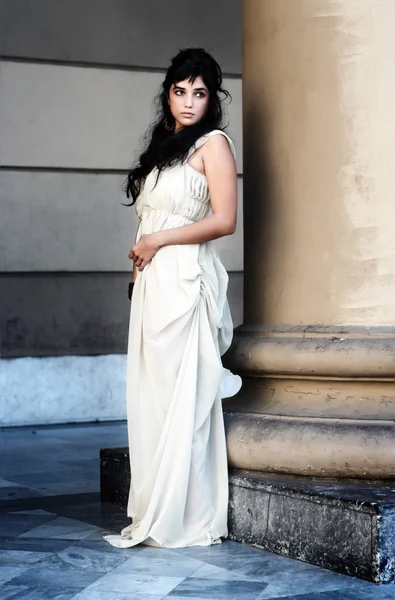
[224,0,395,478]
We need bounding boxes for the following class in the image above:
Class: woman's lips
[181,112,194,117]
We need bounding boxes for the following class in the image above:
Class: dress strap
[184,130,236,163]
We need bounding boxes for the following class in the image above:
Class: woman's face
[168,76,210,131]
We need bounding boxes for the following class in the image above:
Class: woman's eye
[175,90,184,96]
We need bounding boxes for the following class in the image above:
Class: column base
[223,325,395,478]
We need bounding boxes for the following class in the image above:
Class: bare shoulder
[204,132,233,151]
[202,132,235,164]
[202,132,237,182]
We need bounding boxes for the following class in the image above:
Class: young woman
[104,48,242,549]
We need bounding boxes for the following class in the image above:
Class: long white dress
[104,130,242,549]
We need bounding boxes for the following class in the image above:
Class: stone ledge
[229,469,395,583]
[99,447,395,583]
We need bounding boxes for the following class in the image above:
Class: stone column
[224,0,395,478]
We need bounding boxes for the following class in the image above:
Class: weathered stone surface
[228,470,395,583]
[100,447,395,583]
[378,506,395,582]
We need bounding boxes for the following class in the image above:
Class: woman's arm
[129,134,237,271]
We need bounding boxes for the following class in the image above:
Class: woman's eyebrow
[173,85,208,92]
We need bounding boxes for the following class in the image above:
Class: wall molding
[0,56,242,79]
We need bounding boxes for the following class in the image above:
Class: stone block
[100,447,130,508]
[228,470,395,583]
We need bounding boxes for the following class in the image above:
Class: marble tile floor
[0,422,394,600]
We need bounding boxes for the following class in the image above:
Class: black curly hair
[124,48,231,205]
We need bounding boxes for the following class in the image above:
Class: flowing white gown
[104,130,242,549]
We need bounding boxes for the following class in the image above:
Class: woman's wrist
[151,231,167,250]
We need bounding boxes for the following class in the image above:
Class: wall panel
[0,0,241,75]
[0,61,242,172]
[1,172,243,272]
[1,272,243,357]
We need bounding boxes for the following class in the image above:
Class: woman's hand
[128,233,161,271]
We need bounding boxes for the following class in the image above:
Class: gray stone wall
[1,0,243,359]
[0,0,242,424]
